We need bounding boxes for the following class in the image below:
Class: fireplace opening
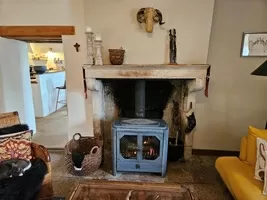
[102,79,174,119]
[101,79,187,174]
[102,79,174,176]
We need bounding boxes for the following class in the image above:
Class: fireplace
[83,64,210,171]
[111,79,169,177]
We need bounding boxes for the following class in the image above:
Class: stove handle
[136,147,142,151]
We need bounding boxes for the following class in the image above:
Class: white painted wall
[84,0,215,64]
[62,0,93,139]
[0,37,36,132]
[32,72,66,117]
[194,0,267,150]
[0,0,72,25]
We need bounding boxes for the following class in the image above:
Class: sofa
[0,111,53,200]
[216,126,267,200]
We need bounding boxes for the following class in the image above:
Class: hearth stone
[112,118,169,177]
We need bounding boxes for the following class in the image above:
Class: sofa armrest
[31,143,53,199]
[31,143,51,173]
[239,136,247,161]
[31,143,51,162]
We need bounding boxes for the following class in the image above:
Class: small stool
[55,81,67,111]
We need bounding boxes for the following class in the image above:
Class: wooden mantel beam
[0,26,75,37]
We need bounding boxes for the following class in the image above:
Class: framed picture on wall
[241,32,267,57]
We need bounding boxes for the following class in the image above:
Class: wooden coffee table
[69,181,197,200]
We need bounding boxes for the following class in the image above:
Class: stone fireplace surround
[84,64,210,164]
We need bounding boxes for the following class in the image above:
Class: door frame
[0,26,75,43]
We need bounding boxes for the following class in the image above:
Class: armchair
[0,111,53,200]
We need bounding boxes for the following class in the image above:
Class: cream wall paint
[84,0,215,64]
[0,0,72,25]
[62,0,93,139]
[194,0,267,150]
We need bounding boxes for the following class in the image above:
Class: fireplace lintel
[83,64,210,79]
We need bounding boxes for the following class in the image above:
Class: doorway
[28,43,68,148]
[0,25,74,149]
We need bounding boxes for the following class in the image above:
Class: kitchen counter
[38,70,65,74]
[31,71,66,117]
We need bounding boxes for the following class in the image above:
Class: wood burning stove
[112,80,169,177]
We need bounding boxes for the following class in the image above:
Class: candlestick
[85,31,94,65]
[95,33,101,41]
[86,26,92,33]
[94,40,103,65]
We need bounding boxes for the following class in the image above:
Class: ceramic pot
[33,66,47,74]
[109,48,125,65]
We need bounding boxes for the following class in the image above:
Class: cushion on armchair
[0,138,32,160]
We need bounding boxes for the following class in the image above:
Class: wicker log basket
[64,133,103,176]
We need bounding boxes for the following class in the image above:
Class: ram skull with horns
[137,7,165,33]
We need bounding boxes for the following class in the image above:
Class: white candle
[86,26,92,32]
[95,33,101,41]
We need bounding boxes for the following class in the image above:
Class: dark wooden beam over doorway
[0,26,75,43]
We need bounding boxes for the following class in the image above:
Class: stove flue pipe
[135,80,146,118]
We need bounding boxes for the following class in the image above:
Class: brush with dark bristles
[71,152,85,170]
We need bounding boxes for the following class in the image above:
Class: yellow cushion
[247,126,267,165]
[216,157,267,200]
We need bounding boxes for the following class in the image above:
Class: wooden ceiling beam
[0,26,75,37]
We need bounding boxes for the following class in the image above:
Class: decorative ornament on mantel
[85,27,94,65]
[94,33,103,65]
[169,29,177,64]
[109,48,125,65]
[137,7,165,33]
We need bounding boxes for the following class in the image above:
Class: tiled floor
[50,151,234,200]
[32,107,68,148]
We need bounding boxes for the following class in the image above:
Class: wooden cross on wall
[74,43,80,52]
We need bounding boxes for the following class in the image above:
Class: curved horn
[155,9,165,25]
[137,8,146,23]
